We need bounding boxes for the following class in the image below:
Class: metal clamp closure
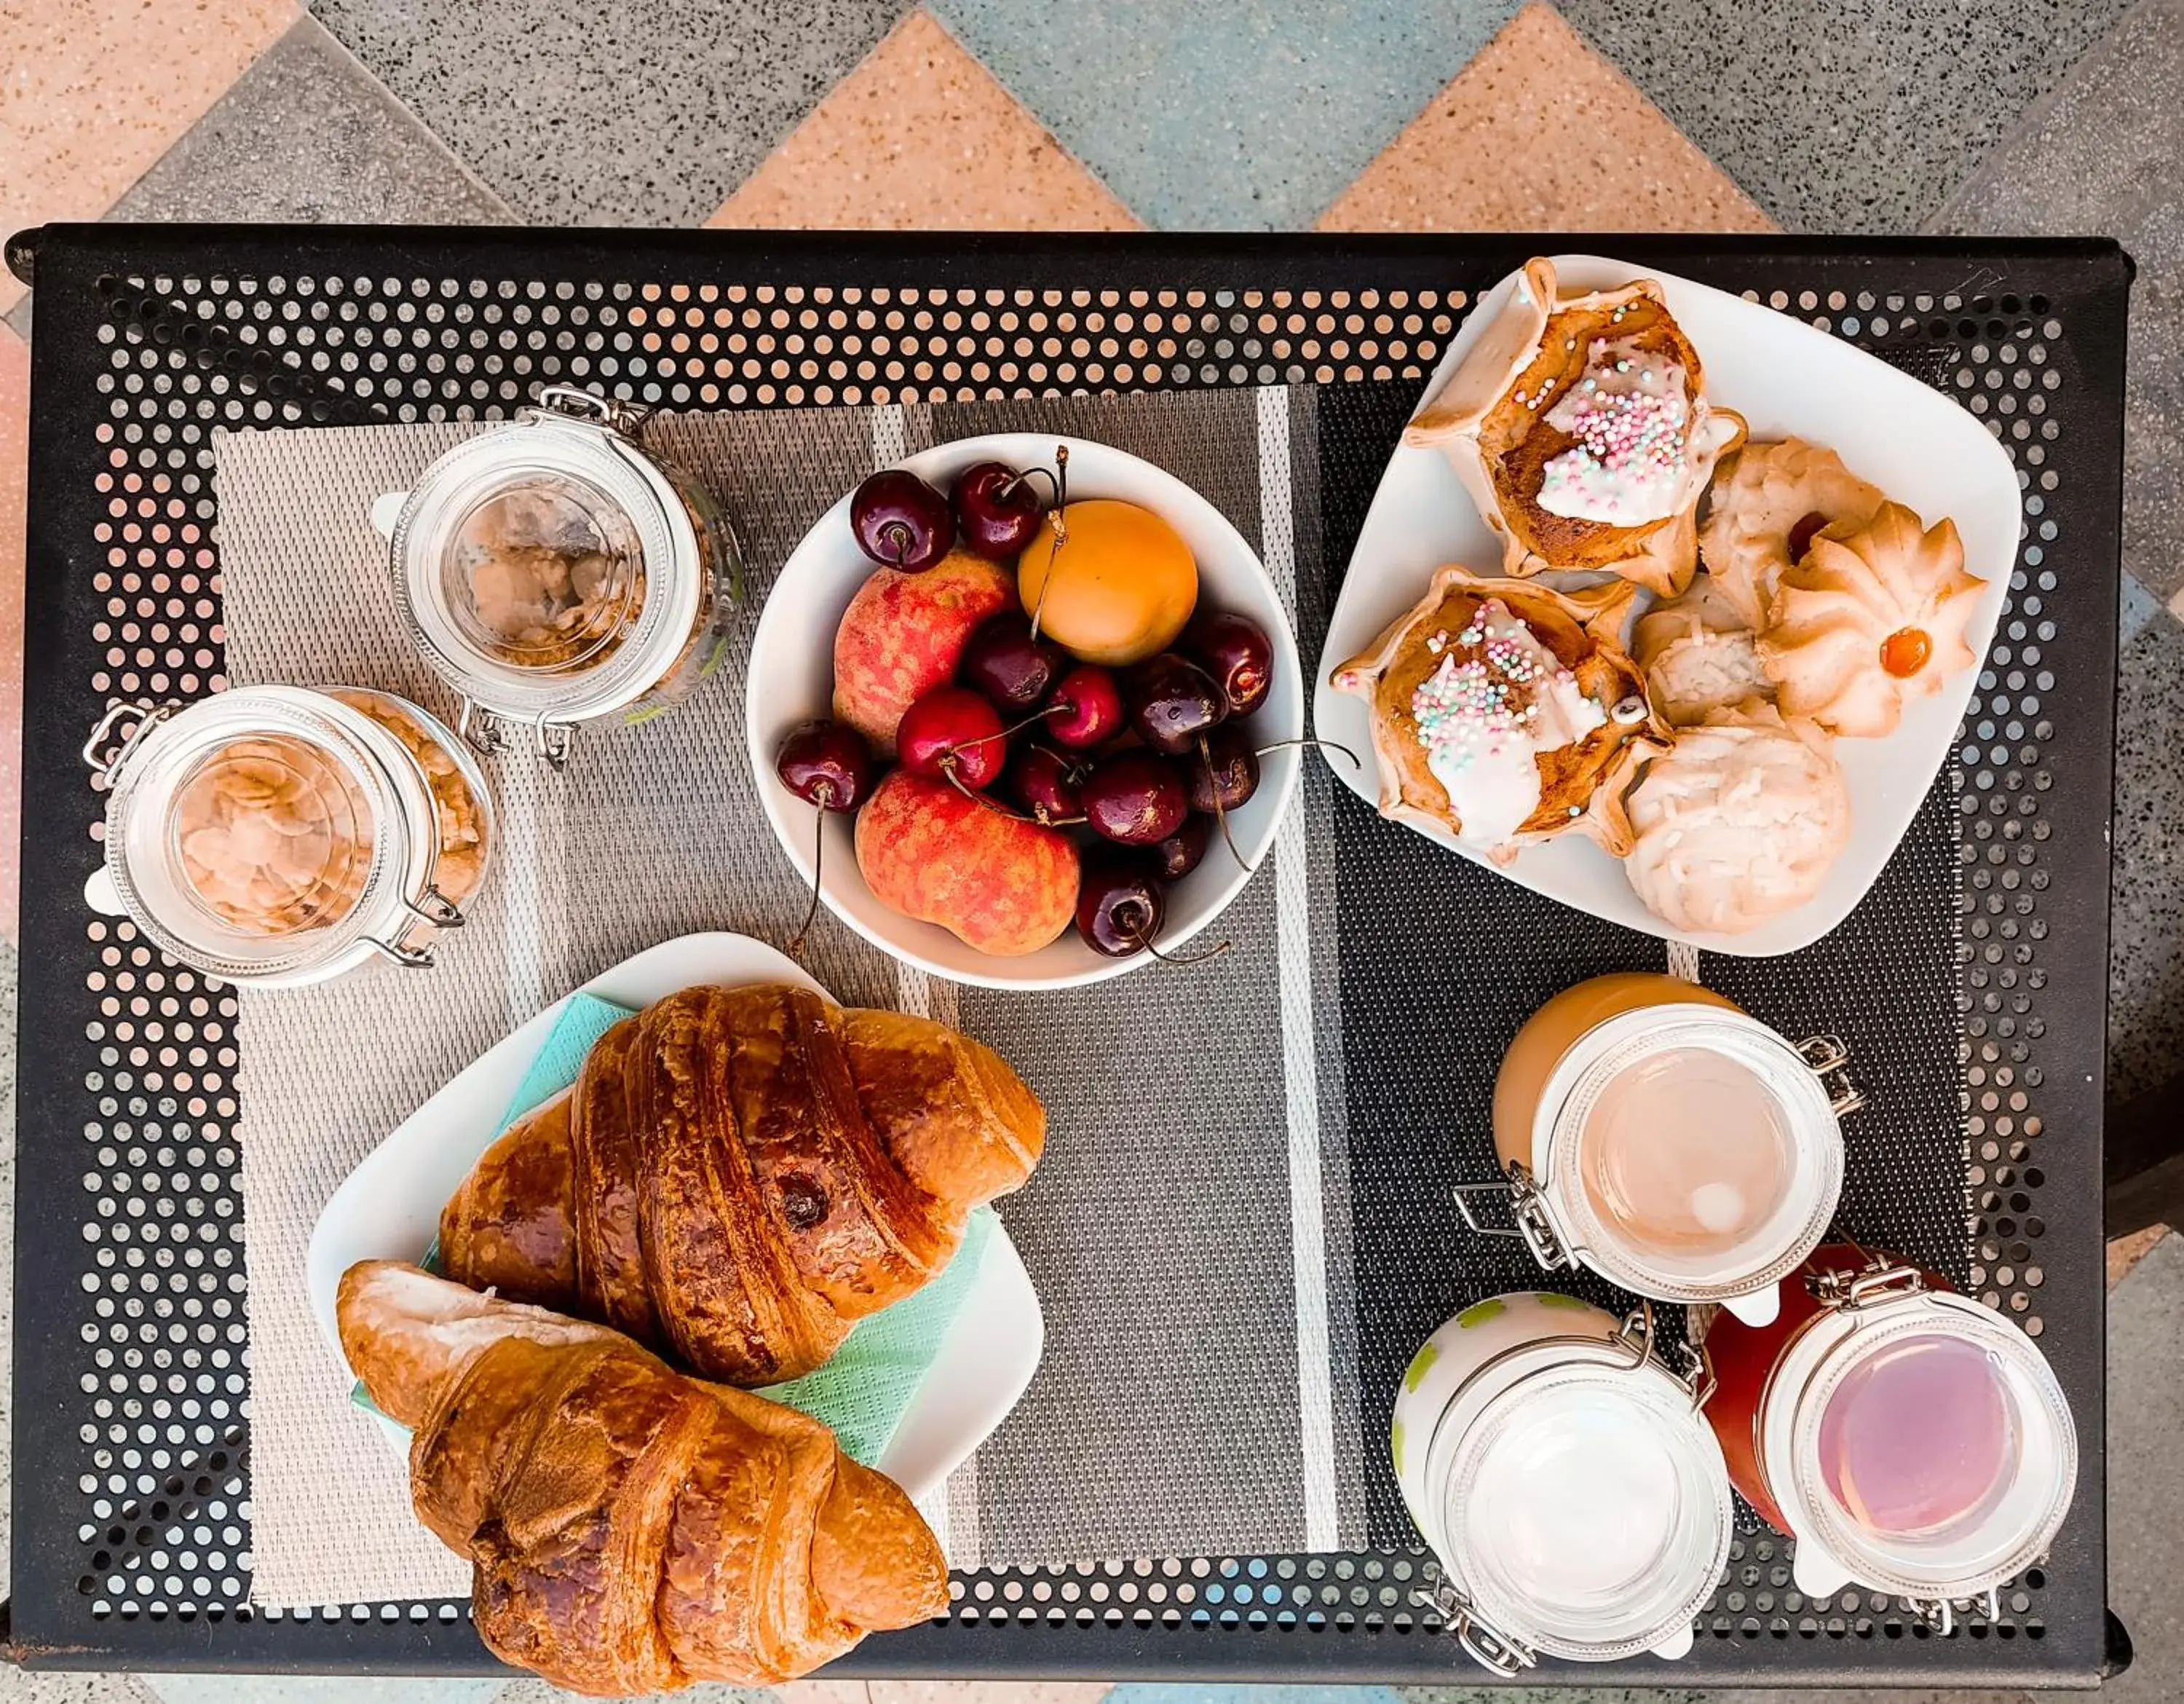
[82,699,172,781]
[1451,1161,1571,1271]
[364,931,437,969]
[1811,1255,1929,1314]
[533,383,651,438]
[1797,1033,1865,1116]
[459,700,577,768]
[1908,1585,2002,1636]
[1614,1298,1717,1413]
[1412,1577,1538,1676]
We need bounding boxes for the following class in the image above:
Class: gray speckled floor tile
[102,17,515,227]
[301,0,909,225]
[2121,569,2164,645]
[1556,0,2137,232]
[2108,612,2184,1103]
[0,1671,161,1703]
[143,1681,506,1704]
[1934,0,2184,610]
[2089,1229,2184,1700]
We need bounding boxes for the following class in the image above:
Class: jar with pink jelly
[1458,974,1853,1327]
[1702,1242,2077,1627]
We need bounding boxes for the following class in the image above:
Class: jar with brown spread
[376,386,741,766]
[87,686,496,986]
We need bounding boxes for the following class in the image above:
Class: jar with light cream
[1390,1291,1733,1674]
[374,386,741,766]
[1459,973,1854,1325]
[86,686,495,986]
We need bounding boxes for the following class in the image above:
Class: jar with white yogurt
[1458,974,1853,1326]
[1390,1290,1733,1674]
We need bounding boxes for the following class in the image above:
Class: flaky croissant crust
[339,1261,949,1696]
[440,982,1044,1385]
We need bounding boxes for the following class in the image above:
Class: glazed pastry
[1329,564,1666,860]
[439,982,1045,1385]
[1617,703,1851,935]
[1631,577,1773,727]
[1405,257,1746,596]
[1698,438,1886,629]
[338,1261,950,1694]
[1757,502,1982,738]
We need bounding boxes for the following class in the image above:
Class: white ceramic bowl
[746,433,1305,990]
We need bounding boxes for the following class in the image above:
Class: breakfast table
[1,225,2131,1687]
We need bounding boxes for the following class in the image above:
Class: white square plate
[305,931,1044,1499]
[1311,254,2021,957]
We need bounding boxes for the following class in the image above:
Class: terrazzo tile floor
[5,0,2184,1697]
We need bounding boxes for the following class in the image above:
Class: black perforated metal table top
[3,227,2130,1685]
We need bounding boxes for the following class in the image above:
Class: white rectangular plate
[1312,253,2020,957]
[306,931,1044,1500]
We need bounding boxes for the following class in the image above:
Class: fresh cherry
[1152,815,1211,882]
[1012,745,1086,826]
[951,460,1048,560]
[1125,652,1227,756]
[773,719,875,960]
[775,719,874,811]
[1080,751,1189,845]
[960,612,1065,712]
[1042,663,1125,749]
[1182,610,1275,719]
[1787,510,1830,562]
[1076,855,1167,958]
[851,469,954,573]
[1185,724,1261,814]
[897,685,1008,791]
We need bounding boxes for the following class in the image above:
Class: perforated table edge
[3,228,2129,1685]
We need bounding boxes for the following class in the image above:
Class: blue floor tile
[927,0,1523,230]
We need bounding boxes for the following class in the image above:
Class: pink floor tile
[0,0,297,316]
[0,321,25,942]
[1316,1,1773,235]
[709,10,1139,232]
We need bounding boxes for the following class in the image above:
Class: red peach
[855,770,1080,957]
[831,548,1016,754]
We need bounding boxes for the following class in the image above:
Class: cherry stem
[788,786,832,960]
[943,764,1032,821]
[1026,446,1069,644]
[880,521,912,569]
[1199,733,1249,872]
[1000,464,1061,508]
[1254,735,1362,768]
[944,704,1059,760]
[1124,915,1233,966]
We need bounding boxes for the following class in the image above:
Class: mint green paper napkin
[357,991,994,1469]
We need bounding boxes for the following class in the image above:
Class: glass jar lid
[90,689,443,986]
[1535,1007,1845,1306]
[1781,1282,2076,1601]
[1433,1343,1733,1662]
[384,389,701,734]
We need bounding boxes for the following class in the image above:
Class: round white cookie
[1624,703,1851,934]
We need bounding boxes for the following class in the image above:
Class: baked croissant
[338,1260,949,1695]
[440,982,1044,1386]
